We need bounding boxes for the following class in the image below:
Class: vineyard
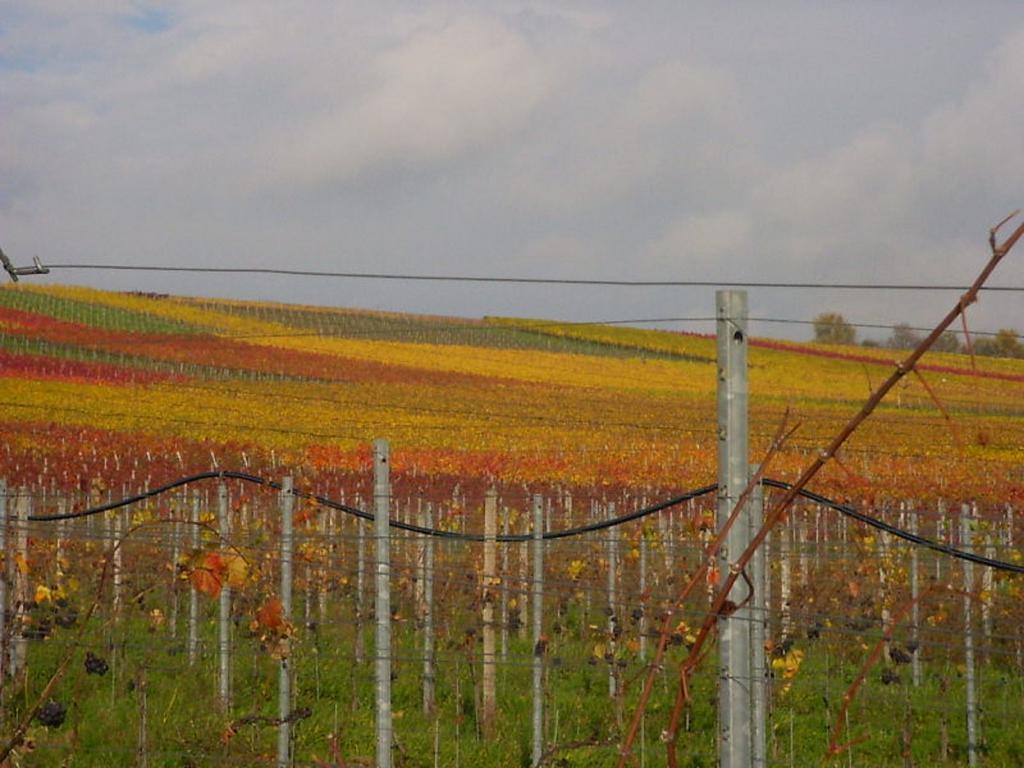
[1,282,1023,766]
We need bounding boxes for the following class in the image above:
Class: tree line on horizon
[812,312,1024,358]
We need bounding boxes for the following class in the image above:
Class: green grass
[6,594,1023,767]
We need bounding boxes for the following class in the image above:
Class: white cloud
[1,4,1023,334]
[506,58,754,215]
[266,14,556,187]
[646,211,752,269]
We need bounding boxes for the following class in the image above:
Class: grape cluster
[36,701,66,728]
[85,651,109,676]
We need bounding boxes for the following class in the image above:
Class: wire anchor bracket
[0,245,49,282]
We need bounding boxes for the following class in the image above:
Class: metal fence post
[112,505,123,617]
[716,289,752,768]
[170,496,180,640]
[961,504,978,768]
[218,482,231,709]
[639,527,648,662]
[278,477,295,768]
[188,492,200,666]
[500,504,510,662]
[607,506,618,699]
[0,479,6,680]
[482,488,498,739]
[422,502,435,715]
[910,509,921,687]
[356,493,366,665]
[531,494,544,768]
[374,440,393,768]
[12,489,27,678]
[750,465,767,768]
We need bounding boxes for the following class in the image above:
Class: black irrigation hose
[24,470,1024,572]
[763,479,1024,575]
[25,469,716,542]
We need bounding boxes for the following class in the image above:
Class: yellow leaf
[224,555,248,589]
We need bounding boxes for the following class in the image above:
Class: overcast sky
[2,2,1023,341]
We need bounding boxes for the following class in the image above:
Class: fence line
[1,468,1022,767]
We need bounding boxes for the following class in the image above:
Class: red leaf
[256,598,284,630]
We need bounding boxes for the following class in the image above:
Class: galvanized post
[750,466,767,768]
[421,502,435,715]
[910,509,921,687]
[519,512,529,640]
[56,499,67,585]
[374,440,393,768]
[531,494,544,768]
[961,504,978,768]
[12,490,27,678]
[0,479,6,680]
[716,289,751,768]
[218,482,231,709]
[639,528,648,662]
[278,477,295,768]
[188,492,200,666]
[318,510,328,624]
[607,506,618,699]
[500,505,510,661]
[356,494,366,664]
[170,498,180,640]
[111,505,122,616]
[482,488,498,739]
[982,530,994,657]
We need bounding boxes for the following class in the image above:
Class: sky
[2,2,1024,342]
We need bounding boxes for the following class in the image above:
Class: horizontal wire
[41,263,1024,291]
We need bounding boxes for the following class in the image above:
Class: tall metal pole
[639,528,648,662]
[356,496,366,664]
[531,494,544,768]
[278,477,294,768]
[500,505,510,662]
[716,290,752,768]
[218,482,231,709]
[422,502,435,715]
[0,479,6,681]
[961,504,978,768]
[910,509,921,687]
[749,466,767,768]
[374,440,393,768]
[607,507,618,699]
[188,492,200,666]
[12,490,27,678]
[482,488,498,739]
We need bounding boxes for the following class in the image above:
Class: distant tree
[931,331,962,354]
[975,328,1023,358]
[861,338,881,348]
[887,323,921,350]
[813,313,856,345]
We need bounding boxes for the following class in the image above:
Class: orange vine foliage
[1,283,1022,505]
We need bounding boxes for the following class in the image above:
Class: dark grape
[85,651,109,676]
[55,606,78,629]
[36,701,66,728]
